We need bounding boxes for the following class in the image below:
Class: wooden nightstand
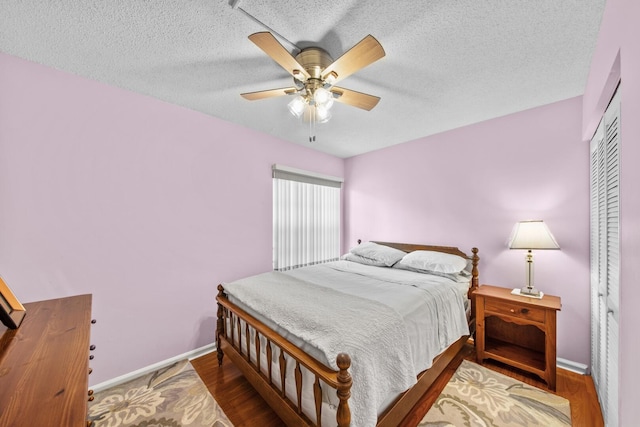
[474,285,562,390]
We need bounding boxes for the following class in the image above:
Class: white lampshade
[508,220,560,250]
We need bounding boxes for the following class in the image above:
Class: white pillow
[349,241,406,267]
[392,262,470,282]
[398,250,468,274]
[343,253,388,267]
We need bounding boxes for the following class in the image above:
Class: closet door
[590,88,620,427]
[589,119,604,400]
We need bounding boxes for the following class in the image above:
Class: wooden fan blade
[241,87,298,100]
[330,87,380,111]
[322,35,385,84]
[248,32,310,80]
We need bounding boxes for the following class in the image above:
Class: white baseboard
[557,357,589,375]
[90,343,216,392]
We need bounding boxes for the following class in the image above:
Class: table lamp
[508,220,560,296]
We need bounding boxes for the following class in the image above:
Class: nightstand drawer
[484,298,545,323]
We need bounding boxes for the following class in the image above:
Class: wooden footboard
[216,244,479,426]
[217,285,353,427]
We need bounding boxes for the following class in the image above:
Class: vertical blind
[272,165,342,271]
[590,88,620,427]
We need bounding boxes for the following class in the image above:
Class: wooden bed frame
[216,241,479,427]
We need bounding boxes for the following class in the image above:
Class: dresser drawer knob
[89,368,93,375]
[90,355,94,360]
[91,319,97,324]
[88,389,94,396]
[521,308,529,314]
[90,344,96,351]
[88,395,94,402]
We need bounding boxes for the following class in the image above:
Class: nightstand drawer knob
[521,308,529,314]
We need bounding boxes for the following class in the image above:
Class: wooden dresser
[0,294,93,426]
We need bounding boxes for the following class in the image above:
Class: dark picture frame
[0,276,26,329]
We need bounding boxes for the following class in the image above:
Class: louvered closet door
[590,88,620,427]
[590,120,604,397]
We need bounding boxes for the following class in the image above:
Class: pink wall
[582,0,640,423]
[0,52,343,385]
[344,96,590,365]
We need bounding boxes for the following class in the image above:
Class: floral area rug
[420,360,572,427]
[88,359,233,427]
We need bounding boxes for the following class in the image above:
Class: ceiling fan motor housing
[295,47,333,79]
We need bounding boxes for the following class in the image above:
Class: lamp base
[520,285,541,297]
[511,288,544,298]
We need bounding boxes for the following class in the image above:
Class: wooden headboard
[372,240,471,258]
[371,240,479,285]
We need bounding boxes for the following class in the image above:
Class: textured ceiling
[0,0,604,158]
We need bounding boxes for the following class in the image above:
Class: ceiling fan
[241,32,385,141]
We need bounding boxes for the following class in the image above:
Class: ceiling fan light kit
[241,32,385,141]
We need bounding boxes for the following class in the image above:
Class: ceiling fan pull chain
[309,107,315,142]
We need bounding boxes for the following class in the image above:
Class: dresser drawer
[484,298,545,323]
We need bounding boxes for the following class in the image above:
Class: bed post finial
[216,284,226,366]
[336,353,352,427]
[469,248,480,335]
[471,247,479,289]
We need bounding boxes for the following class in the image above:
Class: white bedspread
[223,260,469,426]
[287,261,470,373]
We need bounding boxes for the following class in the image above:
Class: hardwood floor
[191,342,604,426]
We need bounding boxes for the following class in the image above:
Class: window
[272,164,342,271]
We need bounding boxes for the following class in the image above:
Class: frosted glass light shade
[287,96,306,118]
[316,105,331,123]
[314,87,333,108]
[508,220,560,250]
